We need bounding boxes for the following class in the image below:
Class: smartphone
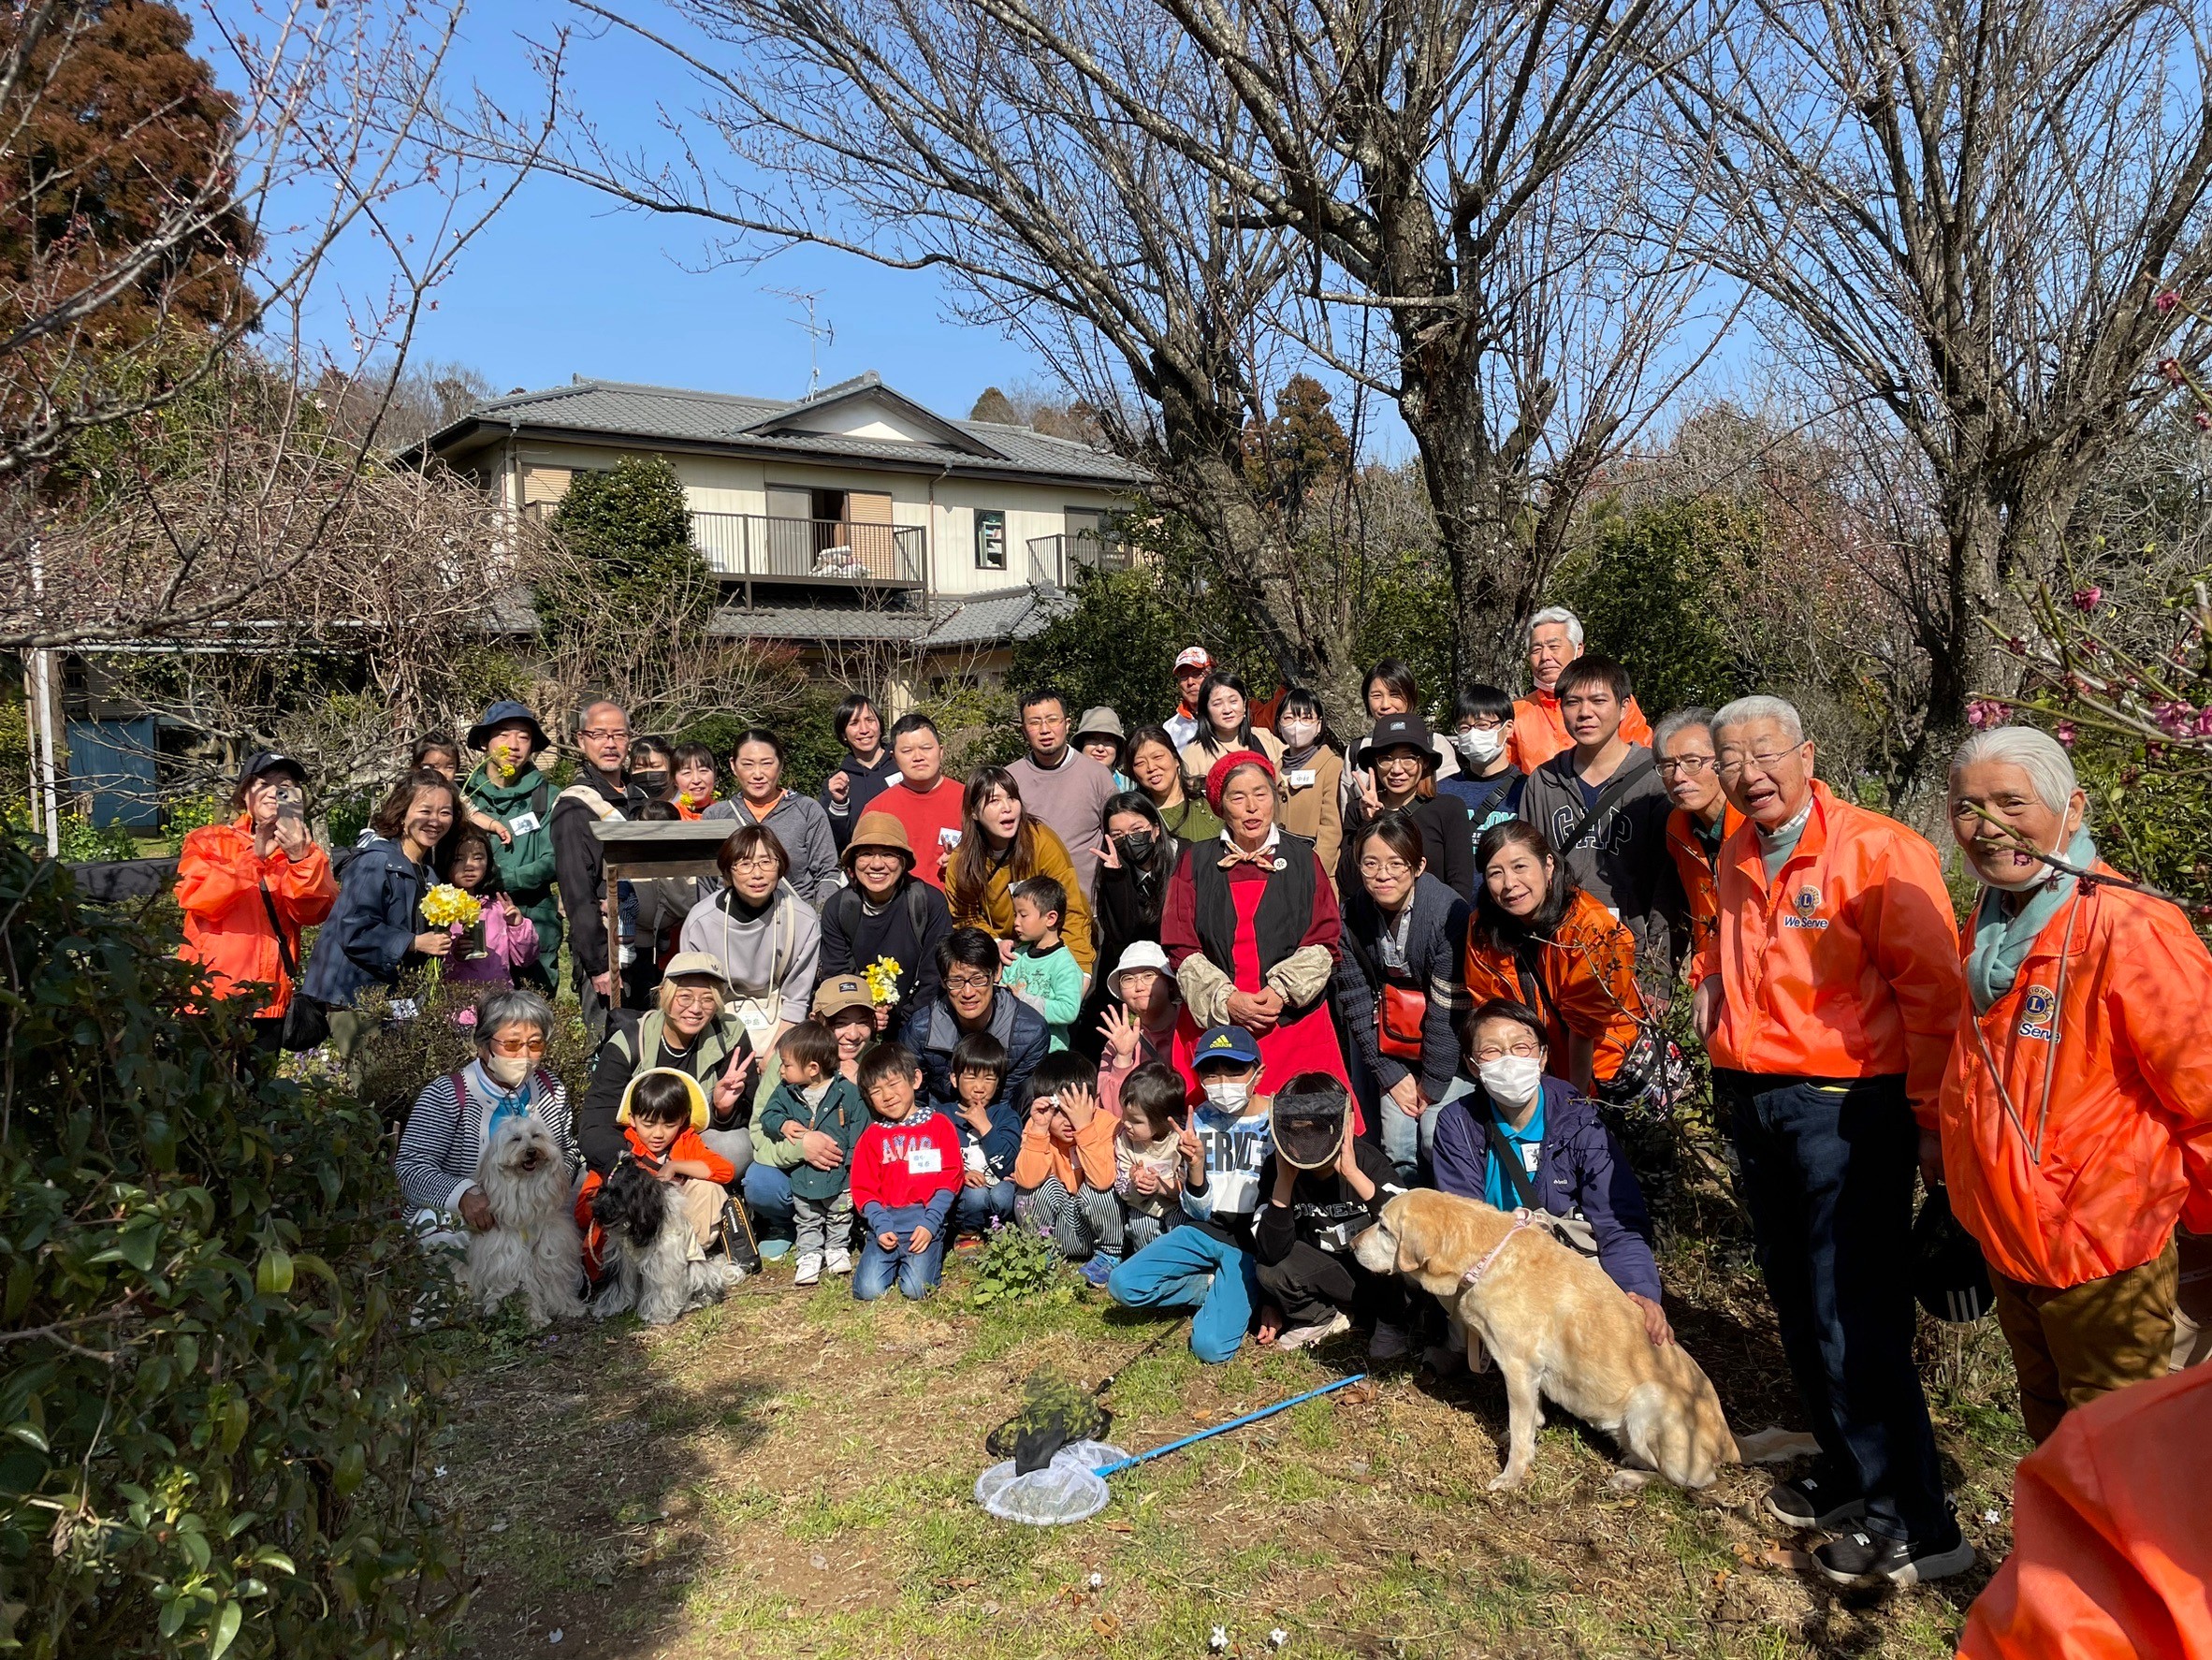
[273,783,304,821]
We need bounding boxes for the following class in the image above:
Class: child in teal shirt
[1000,875,1084,1051]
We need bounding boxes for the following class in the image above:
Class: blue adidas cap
[1192,1025,1262,1069]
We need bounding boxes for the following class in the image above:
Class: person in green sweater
[461,702,562,994]
[1000,876,1086,1051]
[754,1021,870,1285]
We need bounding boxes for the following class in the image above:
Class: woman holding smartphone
[175,750,338,1052]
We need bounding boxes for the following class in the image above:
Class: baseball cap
[1173,646,1214,673]
[811,975,874,1020]
[1192,1024,1262,1070]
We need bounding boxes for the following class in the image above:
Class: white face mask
[1202,1078,1251,1113]
[1453,728,1506,765]
[482,1051,531,1089]
[1277,720,1319,750]
[1477,1056,1544,1106]
[1983,832,2066,894]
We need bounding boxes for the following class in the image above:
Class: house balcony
[1026,530,1135,588]
[689,512,925,590]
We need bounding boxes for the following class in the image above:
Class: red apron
[1171,869,1358,1118]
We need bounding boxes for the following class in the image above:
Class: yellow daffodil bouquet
[863,956,903,1007]
[419,882,485,990]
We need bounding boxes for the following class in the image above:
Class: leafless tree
[1667,0,2212,801]
[0,0,551,655]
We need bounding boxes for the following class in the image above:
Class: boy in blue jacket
[946,1030,1021,1239]
[756,1020,870,1286]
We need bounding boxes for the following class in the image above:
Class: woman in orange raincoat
[1464,821,1644,1094]
[174,750,337,1051]
[1940,726,2212,1444]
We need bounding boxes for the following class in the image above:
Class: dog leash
[1459,1209,1538,1289]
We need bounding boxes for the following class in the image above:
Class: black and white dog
[589,1158,744,1325]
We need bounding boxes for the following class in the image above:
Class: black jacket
[822,749,900,849]
[1340,794,1477,902]
[550,767,646,980]
[1073,843,1183,1058]
[1333,873,1473,1101]
[816,877,951,1034]
[1251,1138,1402,1266]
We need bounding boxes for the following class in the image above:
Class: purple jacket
[1431,1076,1662,1302]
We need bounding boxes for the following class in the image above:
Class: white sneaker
[824,1249,853,1277]
[793,1253,822,1287]
[1368,1321,1410,1361]
[1274,1312,1352,1351]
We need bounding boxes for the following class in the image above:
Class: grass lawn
[424,1219,2029,1660]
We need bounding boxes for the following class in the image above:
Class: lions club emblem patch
[2017,984,2058,1041]
[1783,886,1828,930]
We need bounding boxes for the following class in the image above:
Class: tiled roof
[424,374,1144,488]
[706,582,1070,649]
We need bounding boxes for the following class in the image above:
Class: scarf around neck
[1966,827,2096,1014]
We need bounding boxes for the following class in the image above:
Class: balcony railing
[1026,530,1135,587]
[689,513,924,585]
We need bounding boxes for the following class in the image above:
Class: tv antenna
[765,287,835,397]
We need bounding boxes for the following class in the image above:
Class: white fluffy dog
[589,1158,743,1326]
[460,1115,586,1329]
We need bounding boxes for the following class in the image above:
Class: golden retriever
[1355,1189,1813,1491]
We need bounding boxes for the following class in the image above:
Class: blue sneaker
[1080,1253,1120,1289]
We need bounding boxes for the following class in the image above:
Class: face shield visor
[1270,1079,1350,1171]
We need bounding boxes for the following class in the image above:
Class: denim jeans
[854,1203,947,1301]
[1716,1070,1952,1543]
[951,1178,1015,1237]
[1107,1224,1261,1362]
[1122,1206,1171,1256]
[743,1160,795,1238]
[1379,1072,1469,1182]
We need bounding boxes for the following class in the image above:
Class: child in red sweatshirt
[849,1042,963,1301]
[575,1069,736,1280]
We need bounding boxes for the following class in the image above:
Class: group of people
[169,608,2211,1604]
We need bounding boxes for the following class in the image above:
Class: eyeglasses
[944,972,994,994]
[730,853,781,872]
[1716,750,1803,780]
[578,727,630,742]
[1656,755,1716,778]
[1472,1043,1543,1061]
[488,1034,548,1056]
[1358,857,1414,878]
[666,990,719,1012]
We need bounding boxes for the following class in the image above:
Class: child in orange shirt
[576,1069,735,1279]
[1012,1052,1124,1282]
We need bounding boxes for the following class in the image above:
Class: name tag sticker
[1288,769,1317,789]
[939,827,963,848]
[906,1145,943,1175]
[506,810,542,836]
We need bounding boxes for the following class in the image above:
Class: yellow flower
[420,883,483,928]
[862,956,903,1006]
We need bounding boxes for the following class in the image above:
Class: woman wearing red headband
[1158,751,1354,1099]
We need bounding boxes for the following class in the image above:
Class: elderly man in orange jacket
[1692,695,1969,1591]
[1939,725,2212,1446]
[1506,606,1652,773]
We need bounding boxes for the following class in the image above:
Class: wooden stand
[590,819,735,984]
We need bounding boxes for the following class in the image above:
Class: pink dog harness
[1459,1208,1538,1289]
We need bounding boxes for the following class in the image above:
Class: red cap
[1203,749,1277,812]
[1173,646,1214,672]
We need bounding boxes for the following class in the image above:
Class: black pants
[1255,1241,1404,1328]
[1714,1069,1952,1544]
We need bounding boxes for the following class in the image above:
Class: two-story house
[412,370,1143,677]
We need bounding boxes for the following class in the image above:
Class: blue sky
[287,0,1050,418]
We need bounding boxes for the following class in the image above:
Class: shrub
[961,1217,1070,1311]
[0,843,462,1658]
[346,969,597,1128]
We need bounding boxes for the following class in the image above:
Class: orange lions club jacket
[1957,1361,2212,1660]
[1507,689,1653,774]
[1691,780,1964,1119]
[1938,866,2212,1291]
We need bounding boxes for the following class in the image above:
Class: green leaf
[207,1600,243,1660]
[4,1424,47,1454]
[255,1249,294,1297]
[117,1219,161,1274]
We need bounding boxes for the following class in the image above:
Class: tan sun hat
[812,975,874,1020]
[660,952,734,999]
[840,809,917,871]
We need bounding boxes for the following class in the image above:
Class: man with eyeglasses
[1007,689,1119,896]
[1690,693,1971,1590]
[1652,707,1741,969]
[1506,606,1652,772]
[903,927,1051,1117]
[552,698,651,1041]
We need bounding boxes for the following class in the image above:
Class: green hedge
[0,839,461,1657]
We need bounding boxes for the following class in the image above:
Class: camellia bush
[0,841,462,1657]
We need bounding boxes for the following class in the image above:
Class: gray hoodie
[704,791,842,907]
[1518,744,1680,973]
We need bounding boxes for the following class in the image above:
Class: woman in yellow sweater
[945,767,1098,975]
